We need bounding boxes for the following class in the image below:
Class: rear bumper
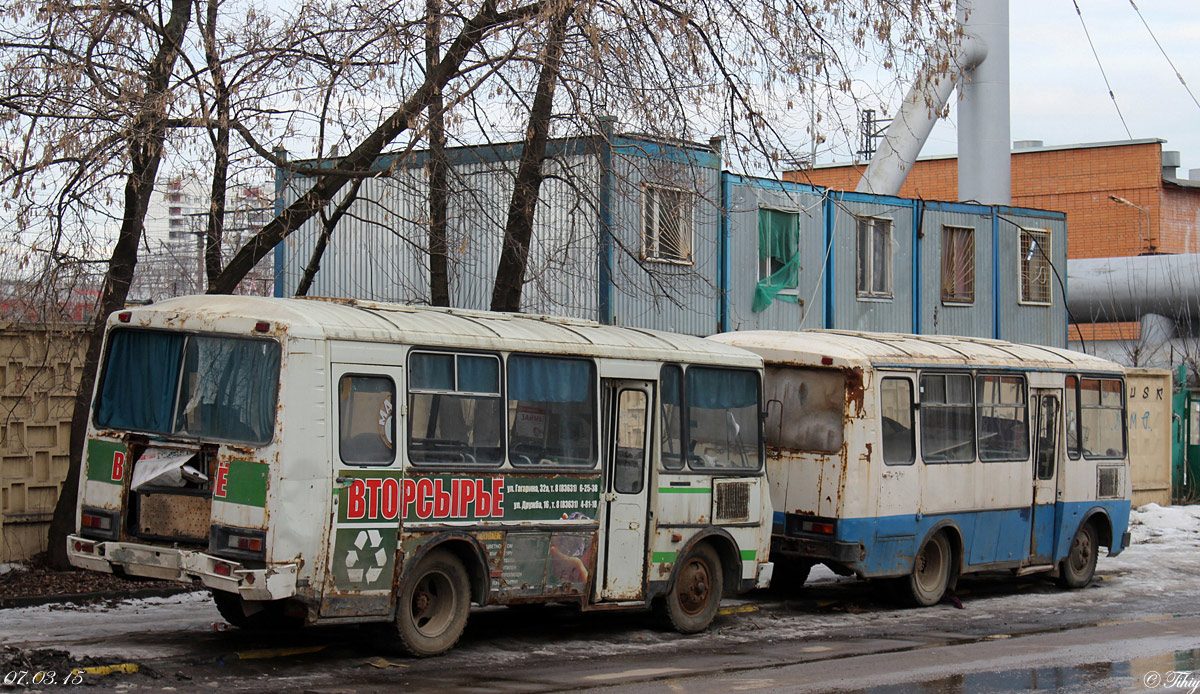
[775,534,861,565]
[67,535,297,601]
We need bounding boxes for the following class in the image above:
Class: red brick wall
[788,141,1192,259]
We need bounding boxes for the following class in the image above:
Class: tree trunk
[201,0,231,287]
[48,0,194,569]
[207,0,541,296]
[490,4,570,313]
[295,179,362,297]
[427,0,450,307]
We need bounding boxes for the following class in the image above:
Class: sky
[852,0,1200,175]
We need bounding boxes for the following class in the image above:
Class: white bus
[68,296,773,655]
[710,330,1131,606]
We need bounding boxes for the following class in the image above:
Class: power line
[1127,0,1200,114]
[1071,0,1133,139]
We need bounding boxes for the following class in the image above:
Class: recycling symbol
[344,529,389,584]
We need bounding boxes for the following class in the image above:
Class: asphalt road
[3,559,1197,693]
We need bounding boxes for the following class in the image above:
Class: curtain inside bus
[96,330,185,433]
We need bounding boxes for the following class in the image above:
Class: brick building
[787,139,1200,347]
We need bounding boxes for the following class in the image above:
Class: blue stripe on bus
[775,500,1131,578]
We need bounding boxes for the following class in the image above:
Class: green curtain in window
[752,209,800,312]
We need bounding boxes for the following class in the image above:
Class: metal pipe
[1067,254,1200,324]
[957,0,1011,205]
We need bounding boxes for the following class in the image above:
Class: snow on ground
[0,505,1197,666]
[0,562,27,575]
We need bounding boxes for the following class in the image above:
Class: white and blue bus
[711,330,1131,606]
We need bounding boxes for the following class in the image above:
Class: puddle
[846,648,1200,694]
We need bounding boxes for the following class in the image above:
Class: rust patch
[845,367,866,416]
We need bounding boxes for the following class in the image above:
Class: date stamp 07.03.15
[3,670,86,687]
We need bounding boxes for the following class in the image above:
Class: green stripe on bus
[215,459,268,508]
[652,550,758,563]
[740,550,757,561]
[656,487,712,494]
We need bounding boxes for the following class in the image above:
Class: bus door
[321,363,404,618]
[1029,390,1061,564]
[598,379,653,601]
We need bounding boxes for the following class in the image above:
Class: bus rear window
[95,329,281,445]
[763,366,844,453]
[687,367,761,470]
[1080,377,1125,459]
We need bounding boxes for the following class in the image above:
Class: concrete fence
[0,324,87,562]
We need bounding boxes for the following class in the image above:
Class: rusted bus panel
[607,151,721,337]
[998,211,1067,347]
[919,207,994,338]
[725,176,826,332]
[830,200,914,334]
[136,493,209,542]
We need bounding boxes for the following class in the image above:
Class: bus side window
[685,367,762,471]
[339,375,396,465]
[1079,377,1125,459]
[614,390,648,493]
[977,374,1029,462]
[920,373,976,463]
[1065,375,1080,459]
[660,365,685,470]
[763,366,845,453]
[880,378,915,465]
[407,352,503,466]
[507,355,597,468]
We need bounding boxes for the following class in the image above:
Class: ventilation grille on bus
[1098,467,1121,499]
[714,480,751,522]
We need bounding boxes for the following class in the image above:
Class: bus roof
[114,296,762,367]
[709,329,1123,374]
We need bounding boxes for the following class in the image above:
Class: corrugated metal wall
[276,153,600,320]
[829,197,915,334]
[725,176,826,332]
[997,209,1068,347]
[919,204,995,338]
[607,146,722,336]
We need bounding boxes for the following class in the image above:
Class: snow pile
[0,562,27,576]
[1128,502,1200,545]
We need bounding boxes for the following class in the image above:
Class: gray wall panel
[607,152,721,336]
[919,208,994,338]
[831,200,913,334]
[726,181,825,331]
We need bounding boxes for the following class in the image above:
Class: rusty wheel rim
[914,538,946,595]
[409,569,456,638]
[676,556,713,616]
[1070,528,1094,574]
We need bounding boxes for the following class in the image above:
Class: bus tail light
[79,507,120,541]
[210,525,267,561]
[801,520,836,536]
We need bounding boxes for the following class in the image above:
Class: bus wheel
[393,550,471,657]
[908,533,950,607]
[1057,522,1098,589]
[662,544,723,634]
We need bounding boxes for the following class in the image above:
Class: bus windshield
[94,329,281,445]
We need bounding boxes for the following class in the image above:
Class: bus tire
[907,532,950,607]
[393,550,471,657]
[1057,522,1098,589]
[211,591,302,631]
[662,544,723,634]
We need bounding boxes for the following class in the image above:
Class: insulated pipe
[957,0,1011,205]
[1067,254,1200,324]
[856,8,988,196]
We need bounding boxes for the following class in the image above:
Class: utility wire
[1071,0,1133,139]
[1128,0,1200,114]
